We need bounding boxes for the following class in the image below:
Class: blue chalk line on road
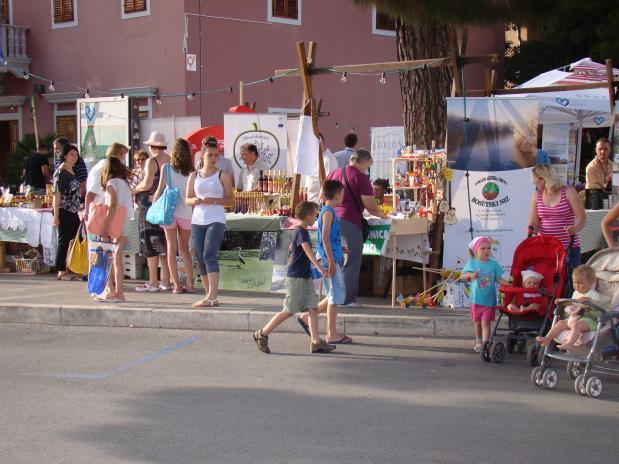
[52,335,200,380]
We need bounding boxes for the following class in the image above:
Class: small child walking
[461,236,508,352]
[253,202,335,354]
[298,180,351,344]
[537,264,611,350]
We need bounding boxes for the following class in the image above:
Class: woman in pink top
[528,164,586,266]
[326,149,387,307]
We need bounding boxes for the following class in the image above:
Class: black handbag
[341,167,369,242]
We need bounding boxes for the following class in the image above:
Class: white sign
[370,126,405,181]
[443,169,535,271]
[186,53,197,72]
[542,123,570,161]
[224,113,288,179]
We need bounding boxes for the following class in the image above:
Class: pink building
[0,0,503,174]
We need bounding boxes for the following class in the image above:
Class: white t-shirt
[192,171,226,226]
[86,159,106,202]
[106,178,134,219]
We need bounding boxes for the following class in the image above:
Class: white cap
[521,270,543,282]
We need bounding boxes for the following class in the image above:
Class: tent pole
[575,111,584,185]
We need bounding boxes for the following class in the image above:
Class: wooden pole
[239,81,244,106]
[605,59,616,124]
[31,96,39,148]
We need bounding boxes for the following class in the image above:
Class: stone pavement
[0,274,473,337]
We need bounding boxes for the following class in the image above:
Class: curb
[0,303,474,338]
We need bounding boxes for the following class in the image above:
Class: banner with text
[370,126,405,181]
[443,169,535,271]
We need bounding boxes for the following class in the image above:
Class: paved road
[1,324,617,464]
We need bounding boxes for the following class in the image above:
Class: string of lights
[4,57,444,103]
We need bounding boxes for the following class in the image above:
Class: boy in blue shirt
[253,202,335,354]
[298,180,352,344]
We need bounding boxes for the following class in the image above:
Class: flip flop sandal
[327,335,353,344]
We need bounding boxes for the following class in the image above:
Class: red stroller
[481,235,567,364]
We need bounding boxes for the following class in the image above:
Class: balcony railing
[0,24,31,77]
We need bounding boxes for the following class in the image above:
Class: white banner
[294,115,319,176]
[370,126,405,181]
[443,169,535,271]
[224,113,288,178]
[542,123,572,185]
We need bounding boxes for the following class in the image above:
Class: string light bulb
[48,81,55,92]
[85,89,90,98]
[155,94,162,105]
[379,73,386,85]
[340,72,347,83]
[22,71,29,80]
[187,92,195,101]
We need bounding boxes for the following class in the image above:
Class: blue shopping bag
[145,163,179,225]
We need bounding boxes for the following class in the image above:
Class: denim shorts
[323,262,346,305]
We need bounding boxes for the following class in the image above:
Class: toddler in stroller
[536,265,611,350]
[531,248,619,398]
[507,270,544,313]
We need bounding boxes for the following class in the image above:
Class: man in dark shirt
[23,144,51,195]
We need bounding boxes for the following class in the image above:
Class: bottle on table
[258,170,265,193]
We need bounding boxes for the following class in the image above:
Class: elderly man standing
[585,138,613,191]
[237,144,266,191]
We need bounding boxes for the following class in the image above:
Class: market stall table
[0,207,56,270]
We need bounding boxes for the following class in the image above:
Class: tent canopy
[499,58,617,127]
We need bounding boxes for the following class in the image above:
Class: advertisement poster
[443,169,535,271]
[447,98,538,171]
[542,123,571,184]
[77,97,131,170]
[363,221,428,264]
[370,126,405,181]
[224,113,288,179]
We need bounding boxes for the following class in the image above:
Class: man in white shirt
[237,144,267,191]
[333,133,358,169]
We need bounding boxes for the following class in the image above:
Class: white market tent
[496,58,618,177]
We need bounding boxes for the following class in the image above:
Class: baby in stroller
[507,270,544,313]
[537,265,611,350]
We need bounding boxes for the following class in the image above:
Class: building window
[121,0,149,19]
[0,0,10,25]
[56,114,77,143]
[268,0,301,26]
[51,0,78,29]
[372,5,396,37]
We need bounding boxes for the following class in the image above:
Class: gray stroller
[530,248,619,398]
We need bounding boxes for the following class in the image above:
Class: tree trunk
[396,20,453,148]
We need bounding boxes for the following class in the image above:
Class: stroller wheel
[490,341,505,363]
[527,343,546,366]
[585,376,603,398]
[542,369,559,390]
[574,374,588,396]
[566,361,582,380]
[530,367,544,388]
[505,335,515,353]
[480,341,492,362]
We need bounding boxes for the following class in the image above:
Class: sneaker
[345,301,362,308]
[311,339,336,353]
[253,330,270,354]
[159,282,173,291]
[135,282,160,292]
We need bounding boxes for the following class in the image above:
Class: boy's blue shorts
[323,262,346,305]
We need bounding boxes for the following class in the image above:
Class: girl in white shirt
[153,138,196,294]
[186,140,233,307]
[99,155,135,303]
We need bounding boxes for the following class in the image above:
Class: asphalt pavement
[1,324,617,464]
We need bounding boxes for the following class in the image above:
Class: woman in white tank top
[186,139,233,307]
[153,138,196,294]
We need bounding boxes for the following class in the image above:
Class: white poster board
[224,113,288,179]
[443,169,535,271]
[370,126,405,181]
[542,123,572,184]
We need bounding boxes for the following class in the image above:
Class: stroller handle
[500,286,545,295]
